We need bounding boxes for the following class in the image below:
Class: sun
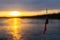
[10,11,21,16]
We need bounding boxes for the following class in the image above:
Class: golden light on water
[10,11,21,16]
[12,18,20,40]
[6,18,22,40]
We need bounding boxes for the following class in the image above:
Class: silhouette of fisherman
[43,8,49,34]
[45,17,48,24]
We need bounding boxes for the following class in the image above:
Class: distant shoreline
[0,13,60,19]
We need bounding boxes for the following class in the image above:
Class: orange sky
[0,9,60,17]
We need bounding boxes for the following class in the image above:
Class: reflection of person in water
[43,17,48,34]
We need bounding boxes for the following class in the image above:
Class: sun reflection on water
[12,18,20,40]
[7,18,22,40]
[0,18,31,40]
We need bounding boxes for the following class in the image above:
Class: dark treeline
[21,12,60,19]
[36,13,60,19]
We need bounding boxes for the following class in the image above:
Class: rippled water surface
[0,18,60,40]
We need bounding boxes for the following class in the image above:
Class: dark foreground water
[0,18,60,40]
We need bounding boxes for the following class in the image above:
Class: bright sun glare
[10,11,21,16]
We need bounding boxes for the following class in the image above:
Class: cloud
[0,0,60,11]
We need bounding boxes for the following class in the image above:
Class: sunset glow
[0,9,60,17]
[10,11,21,16]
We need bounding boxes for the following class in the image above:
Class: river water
[0,18,60,40]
